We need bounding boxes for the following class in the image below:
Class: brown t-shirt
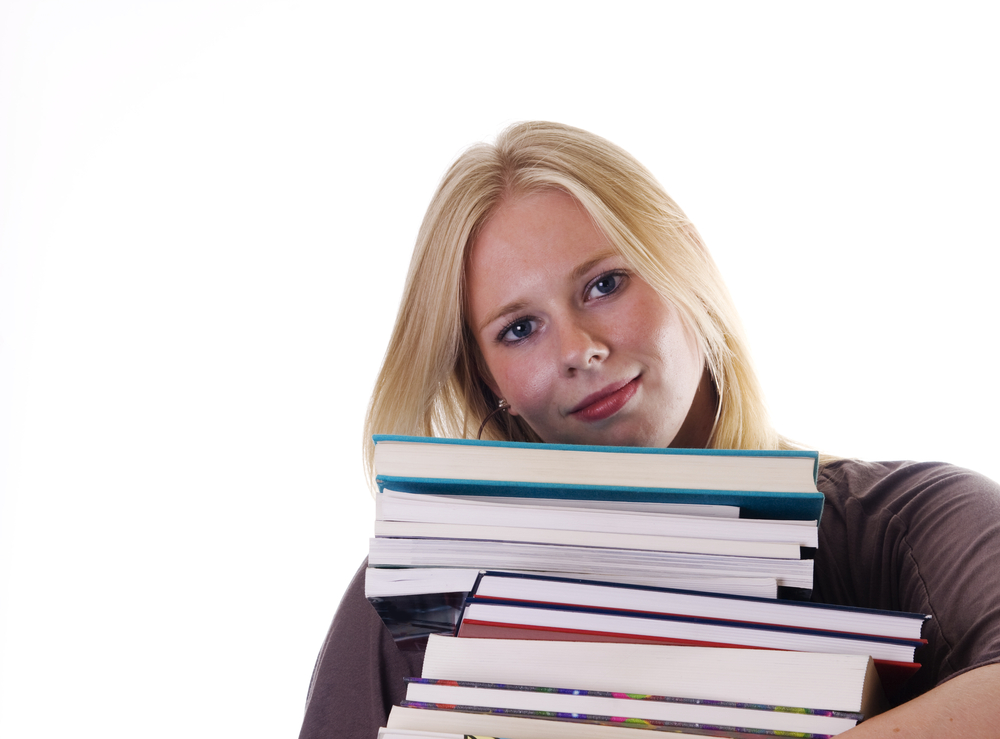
[298,459,1000,739]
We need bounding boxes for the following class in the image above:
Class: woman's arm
[298,560,425,739]
[845,663,1000,737]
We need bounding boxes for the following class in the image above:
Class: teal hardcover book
[373,435,824,521]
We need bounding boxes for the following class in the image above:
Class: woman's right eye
[499,318,537,344]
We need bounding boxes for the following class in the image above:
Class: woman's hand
[843,663,1000,737]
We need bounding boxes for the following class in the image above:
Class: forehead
[469,190,612,274]
[465,189,618,327]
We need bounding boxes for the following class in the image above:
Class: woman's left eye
[586,271,626,300]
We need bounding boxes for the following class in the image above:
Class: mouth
[569,376,641,423]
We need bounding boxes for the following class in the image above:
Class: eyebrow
[571,251,617,280]
[476,250,620,333]
[479,300,529,333]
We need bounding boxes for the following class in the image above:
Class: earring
[476,398,510,440]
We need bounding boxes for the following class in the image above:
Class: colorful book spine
[399,701,837,739]
[404,678,864,720]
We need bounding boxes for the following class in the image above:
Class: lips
[569,376,641,422]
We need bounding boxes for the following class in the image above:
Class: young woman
[299,122,1000,739]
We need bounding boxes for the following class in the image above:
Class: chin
[561,425,675,450]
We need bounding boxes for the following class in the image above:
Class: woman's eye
[586,271,625,300]
[500,318,537,343]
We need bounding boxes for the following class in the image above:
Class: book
[374,520,805,559]
[378,729,500,739]
[365,567,778,600]
[374,435,824,520]
[469,571,929,640]
[393,704,829,739]
[368,537,815,592]
[377,489,819,546]
[393,493,744,518]
[386,706,709,739]
[366,568,780,646]
[402,678,864,736]
[457,599,924,663]
[418,635,887,715]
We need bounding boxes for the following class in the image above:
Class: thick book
[418,634,888,716]
[374,435,824,520]
[457,599,924,663]
[374,520,805,559]
[386,706,708,739]
[368,537,815,592]
[377,489,819,547]
[403,677,865,737]
[469,571,930,640]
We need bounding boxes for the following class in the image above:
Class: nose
[558,316,609,374]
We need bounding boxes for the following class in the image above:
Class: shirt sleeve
[298,560,425,739]
[814,459,1000,702]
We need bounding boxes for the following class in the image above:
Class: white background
[1,2,997,737]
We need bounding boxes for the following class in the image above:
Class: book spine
[399,701,835,739]
[402,677,864,719]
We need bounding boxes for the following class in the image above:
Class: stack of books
[366,435,930,736]
[367,435,825,642]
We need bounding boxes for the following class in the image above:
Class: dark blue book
[469,571,930,641]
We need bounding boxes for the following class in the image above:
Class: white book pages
[364,566,778,599]
[377,490,818,546]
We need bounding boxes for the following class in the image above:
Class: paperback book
[376,489,818,546]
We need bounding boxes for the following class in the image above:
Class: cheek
[627,298,702,386]
[490,352,556,417]
[651,316,704,393]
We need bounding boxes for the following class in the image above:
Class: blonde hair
[364,121,797,488]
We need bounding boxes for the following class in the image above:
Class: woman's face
[466,189,709,448]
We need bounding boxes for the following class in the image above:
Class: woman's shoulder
[813,458,1000,698]
[817,457,1000,520]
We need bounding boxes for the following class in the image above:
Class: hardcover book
[469,571,929,640]
[418,635,887,715]
[457,599,924,663]
[374,435,824,520]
